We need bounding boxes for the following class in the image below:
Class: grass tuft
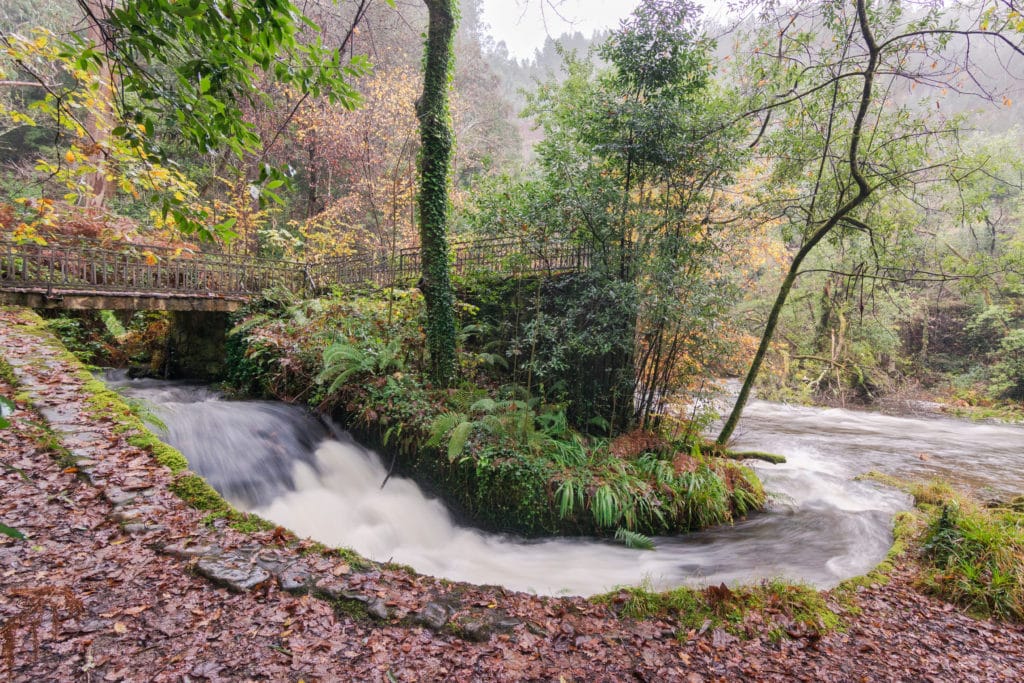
[596,578,842,639]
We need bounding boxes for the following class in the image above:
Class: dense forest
[3,0,1022,427]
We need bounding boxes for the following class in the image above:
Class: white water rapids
[107,372,1024,597]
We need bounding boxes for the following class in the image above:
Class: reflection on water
[107,371,1023,596]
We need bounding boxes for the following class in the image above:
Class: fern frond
[447,421,474,462]
[319,342,373,392]
[426,411,466,448]
[614,527,655,551]
[469,397,499,414]
[449,386,487,412]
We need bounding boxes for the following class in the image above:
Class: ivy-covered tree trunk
[416,0,458,387]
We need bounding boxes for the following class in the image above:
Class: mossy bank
[224,286,765,538]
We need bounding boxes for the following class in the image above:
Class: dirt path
[2,307,1023,682]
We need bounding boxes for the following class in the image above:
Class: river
[106,372,1024,597]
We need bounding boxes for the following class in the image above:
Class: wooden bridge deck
[0,237,591,311]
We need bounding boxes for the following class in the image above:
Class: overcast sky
[479,0,641,60]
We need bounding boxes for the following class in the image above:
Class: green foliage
[416,0,459,386]
[921,499,1024,621]
[168,474,228,513]
[597,579,841,639]
[228,285,765,538]
[318,337,406,394]
[427,395,559,463]
[0,395,13,429]
[0,522,25,540]
[458,272,639,433]
[989,329,1024,401]
[41,314,108,365]
[462,0,745,430]
[614,527,655,551]
[864,473,1024,623]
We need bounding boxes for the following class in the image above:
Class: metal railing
[309,236,592,291]
[0,238,307,299]
[0,235,592,301]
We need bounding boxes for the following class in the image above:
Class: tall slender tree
[716,0,1024,444]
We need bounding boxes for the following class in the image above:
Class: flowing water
[106,372,1024,597]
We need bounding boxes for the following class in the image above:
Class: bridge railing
[0,234,592,302]
[0,238,307,298]
[308,236,592,290]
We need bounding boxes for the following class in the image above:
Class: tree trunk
[716,0,879,445]
[83,0,116,207]
[416,0,458,386]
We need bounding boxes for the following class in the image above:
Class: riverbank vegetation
[225,285,763,537]
[861,472,1024,621]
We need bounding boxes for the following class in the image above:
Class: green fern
[614,527,655,551]
[449,386,487,412]
[591,484,621,528]
[426,411,467,448]
[555,477,585,519]
[318,342,374,393]
[447,421,474,461]
[469,397,499,413]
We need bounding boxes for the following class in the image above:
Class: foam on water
[102,372,1024,597]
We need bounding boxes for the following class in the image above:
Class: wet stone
[254,549,292,574]
[104,487,138,507]
[462,620,491,642]
[196,552,272,592]
[118,478,155,491]
[38,405,82,426]
[314,579,348,600]
[462,613,521,642]
[278,563,313,593]
[162,540,222,559]
[109,509,134,523]
[62,431,104,448]
[108,507,154,523]
[415,602,450,631]
[81,471,104,487]
[340,591,389,620]
[123,523,167,535]
[365,597,389,620]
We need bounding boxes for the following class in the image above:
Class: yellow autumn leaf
[64,150,75,163]
[142,250,158,266]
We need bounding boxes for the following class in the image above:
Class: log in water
[107,372,1024,596]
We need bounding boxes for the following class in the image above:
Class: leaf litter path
[1,308,1023,682]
